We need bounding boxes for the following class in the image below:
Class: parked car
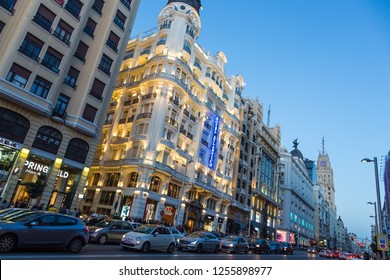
[0,208,30,220]
[120,224,176,253]
[307,247,316,254]
[178,231,220,253]
[88,220,135,244]
[277,242,294,255]
[220,235,249,254]
[170,227,185,246]
[0,211,89,253]
[268,241,279,254]
[249,238,270,254]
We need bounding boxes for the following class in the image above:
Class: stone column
[129,190,148,220]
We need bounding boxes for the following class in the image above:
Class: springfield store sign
[24,160,69,178]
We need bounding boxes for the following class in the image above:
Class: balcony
[119,118,126,124]
[127,115,135,123]
[187,132,193,140]
[165,117,178,129]
[141,92,156,101]
[136,112,152,120]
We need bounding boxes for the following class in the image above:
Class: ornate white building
[81,0,244,233]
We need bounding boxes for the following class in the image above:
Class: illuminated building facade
[0,0,140,209]
[82,0,242,232]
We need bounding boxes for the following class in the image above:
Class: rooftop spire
[167,0,202,14]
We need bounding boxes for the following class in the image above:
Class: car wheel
[67,237,83,253]
[245,248,249,254]
[98,234,108,245]
[141,242,151,253]
[196,244,203,253]
[214,245,219,254]
[0,234,17,253]
[167,243,175,254]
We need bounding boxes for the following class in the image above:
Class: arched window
[0,107,30,143]
[64,138,89,163]
[127,172,138,188]
[149,176,162,193]
[32,126,62,154]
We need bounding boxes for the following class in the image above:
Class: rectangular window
[65,0,83,19]
[64,66,79,88]
[99,191,115,205]
[0,0,16,13]
[74,41,88,62]
[19,33,44,61]
[82,104,97,123]
[105,173,120,187]
[41,47,63,73]
[106,31,120,52]
[98,53,113,76]
[0,21,5,33]
[33,4,56,32]
[52,94,69,118]
[92,0,104,15]
[53,19,73,45]
[30,76,52,99]
[6,63,31,88]
[120,0,132,10]
[85,190,95,203]
[83,17,96,38]
[124,49,134,60]
[113,10,126,30]
[89,78,105,100]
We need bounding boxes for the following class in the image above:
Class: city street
[1,244,322,260]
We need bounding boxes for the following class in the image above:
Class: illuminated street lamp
[361,157,385,259]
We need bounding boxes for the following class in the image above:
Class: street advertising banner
[376,234,389,251]
[384,152,390,212]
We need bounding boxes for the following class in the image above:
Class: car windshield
[94,220,114,228]
[188,232,205,238]
[224,236,238,241]
[134,225,156,234]
[4,211,42,222]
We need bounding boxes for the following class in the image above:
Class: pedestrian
[72,208,80,217]
[0,199,8,209]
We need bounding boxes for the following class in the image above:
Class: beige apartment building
[81,0,244,232]
[233,98,281,238]
[0,0,140,210]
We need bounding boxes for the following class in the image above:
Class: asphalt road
[1,243,322,260]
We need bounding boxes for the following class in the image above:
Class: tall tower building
[81,0,245,233]
[316,138,337,248]
[316,138,336,212]
[0,0,140,209]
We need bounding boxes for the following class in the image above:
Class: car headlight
[229,244,234,247]
[190,241,197,245]
[256,244,260,247]
[94,228,102,232]
[177,238,180,243]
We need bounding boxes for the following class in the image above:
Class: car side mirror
[154,232,159,237]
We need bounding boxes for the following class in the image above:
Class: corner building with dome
[81,0,247,233]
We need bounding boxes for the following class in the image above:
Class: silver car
[220,235,249,254]
[120,224,176,253]
[178,231,220,253]
[0,211,88,253]
[88,220,135,244]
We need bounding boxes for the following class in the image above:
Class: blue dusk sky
[131,0,390,240]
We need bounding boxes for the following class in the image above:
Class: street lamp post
[175,158,193,227]
[368,202,378,236]
[362,157,385,259]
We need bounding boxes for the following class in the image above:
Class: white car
[170,227,185,246]
[120,224,176,253]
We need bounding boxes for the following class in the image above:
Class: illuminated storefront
[0,137,20,197]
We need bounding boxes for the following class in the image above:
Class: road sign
[376,234,389,251]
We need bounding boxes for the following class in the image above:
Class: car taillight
[83,226,89,233]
